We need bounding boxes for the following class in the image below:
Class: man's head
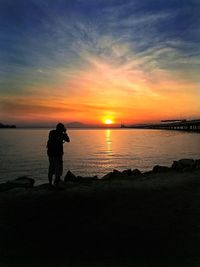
[56,123,66,132]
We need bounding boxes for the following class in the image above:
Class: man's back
[47,129,69,156]
[47,123,70,185]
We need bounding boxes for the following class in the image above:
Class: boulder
[113,169,122,176]
[0,183,15,192]
[81,175,98,180]
[79,176,98,183]
[0,177,35,191]
[101,170,122,180]
[122,168,141,176]
[178,159,195,168]
[101,172,113,180]
[8,176,35,188]
[195,159,200,169]
[171,161,183,171]
[152,165,171,173]
[131,169,142,176]
[102,168,141,180]
[172,159,195,171]
[64,170,79,182]
[122,169,133,176]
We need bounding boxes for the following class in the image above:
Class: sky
[0,0,200,126]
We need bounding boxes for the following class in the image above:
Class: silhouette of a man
[47,123,70,185]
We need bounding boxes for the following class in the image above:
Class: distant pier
[122,119,200,132]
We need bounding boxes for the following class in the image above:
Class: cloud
[0,0,200,123]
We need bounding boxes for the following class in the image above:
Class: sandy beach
[1,160,200,267]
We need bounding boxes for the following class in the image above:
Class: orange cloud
[1,50,199,125]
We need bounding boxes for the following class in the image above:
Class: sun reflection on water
[105,129,113,156]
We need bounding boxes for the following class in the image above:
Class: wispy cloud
[0,0,200,124]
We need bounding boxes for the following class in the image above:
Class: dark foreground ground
[1,170,200,267]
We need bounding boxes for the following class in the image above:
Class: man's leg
[54,176,60,185]
[54,156,63,185]
[48,173,53,185]
[48,157,55,185]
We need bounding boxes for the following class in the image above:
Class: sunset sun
[104,118,114,125]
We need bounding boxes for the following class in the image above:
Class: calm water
[0,128,199,184]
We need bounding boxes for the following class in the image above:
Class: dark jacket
[47,129,70,156]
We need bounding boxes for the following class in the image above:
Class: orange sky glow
[1,54,199,126]
[1,1,200,127]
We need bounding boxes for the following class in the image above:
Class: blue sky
[0,0,200,125]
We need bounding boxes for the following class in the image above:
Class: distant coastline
[0,123,16,129]
[6,121,121,129]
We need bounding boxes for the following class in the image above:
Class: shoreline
[0,158,199,192]
[1,159,200,266]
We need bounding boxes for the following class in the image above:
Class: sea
[0,128,199,184]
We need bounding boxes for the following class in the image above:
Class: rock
[64,170,78,182]
[171,161,183,171]
[152,165,171,173]
[195,159,200,169]
[0,177,35,192]
[101,170,122,180]
[131,169,141,176]
[77,176,83,181]
[178,159,195,168]
[78,176,98,183]
[101,172,113,180]
[8,176,35,188]
[172,159,195,171]
[102,168,141,180]
[113,169,122,176]
[0,183,14,192]
[82,175,98,180]
[122,169,133,176]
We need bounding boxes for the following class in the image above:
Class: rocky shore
[0,158,200,192]
[1,159,200,266]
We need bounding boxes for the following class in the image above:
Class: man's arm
[63,133,70,143]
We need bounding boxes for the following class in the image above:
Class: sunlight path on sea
[0,128,199,184]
